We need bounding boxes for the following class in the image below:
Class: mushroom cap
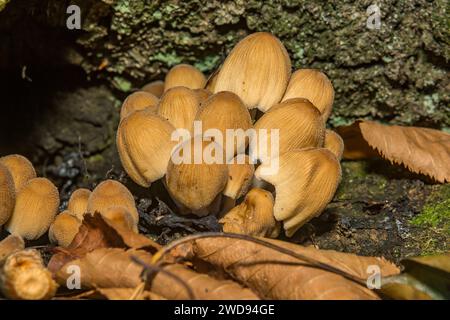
[213,32,291,112]
[0,249,57,300]
[196,91,253,159]
[165,138,228,214]
[282,69,335,121]
[164,64,206,91]
[254,98,325,162]
[157,86,201,132]
[324,129,344,161]
[141,80,165,98]
[116,110,176,187]
[255,148,341,237]
[0,154,36,192]
[102,206,138,233]
[0,163,15,226]
[193,88,212,104]
[220,188,280,238]
[223,155,255,199]
[67,188,91,220]
[87,180,139,225]
[120,91,159,119]
[48,211,82,247]
[6,178,60,240]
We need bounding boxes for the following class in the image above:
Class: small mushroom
[193,88,212,104]
[120,91,159,119]
[254,98,325,162]
[48,211,82,247]
[164,64,206,91]
[67,188,91,220]
[6,178,59,240]
[0,154,36,192]
[0,249,58,300]
[324,129,344,161]
[282,69,335,121]
[220,188,280,238]
[102,206,138,233]
[0,163,15,226]
[87,180,139,225]
[223,155,254,200]
[141,80,165,98]
[116,110,176,187]
[196,91,253,159]
[213,32,291,112]
[165,138,228,216]
[157,86,201,132]
[255,148,341,237]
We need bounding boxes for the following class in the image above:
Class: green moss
[411,185,450,233]
[194,55,221,72]
[151,51,183,67]
[112,76,132,92]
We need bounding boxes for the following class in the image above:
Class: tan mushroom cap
[165,138,228,215]
[324,129,344,161]
[102,206,138,233]
[223,155,255,199]
[0,163,15,226]
[67,188,91,220]
[254,98,325,163]
[0,154,37,192]
[213,32,291,112]
[282,69,335,121]
[196,91,253,159]
[0,249,58,300]
[220,188,280,238]
[255,148,341,237]
[164,64,206,91]
[157,86,201,132]
[48,211,82,247]
[87,180,139,225]
[120,91,159,119]
[116,110,176,187]
[6,178,60,240]
[141,80,165,98]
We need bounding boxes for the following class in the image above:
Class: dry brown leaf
[172,237,400,300]
[48,213,160,274]
[0,235,25,263]
[54,248,151,289]
[148,263,259,300]
[53,247,259,300]
[337,121,450,183]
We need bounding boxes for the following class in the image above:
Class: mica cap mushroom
[213,32,291,112]
[254,98,325,163]
[0,154,37,192]
[120,91,159,119]
[282,69,335,121]
[48,211,82,248]
[164,64,206,91]
[196,91,253,159]
[255,148,341,237]
[220,188,280,238]
[6,177,60,240]
[117,110,176,187]
[67,188,91,220]
[165,138,228,216]
[0,163,15,226]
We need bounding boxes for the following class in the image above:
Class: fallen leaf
[147,263,259,300]
[53,247,259,300]
[381,253,450,300]
[0,235,25,263]
[48,213,160,274]
[172,236,400,300]
[337,121,450,183]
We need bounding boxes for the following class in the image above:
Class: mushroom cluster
[0,153,139,248]
[116,32,343,238]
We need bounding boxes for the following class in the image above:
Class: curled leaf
[337,121,450,183]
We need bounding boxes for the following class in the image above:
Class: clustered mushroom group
[0,31,344,300]
[116,32,344,238]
